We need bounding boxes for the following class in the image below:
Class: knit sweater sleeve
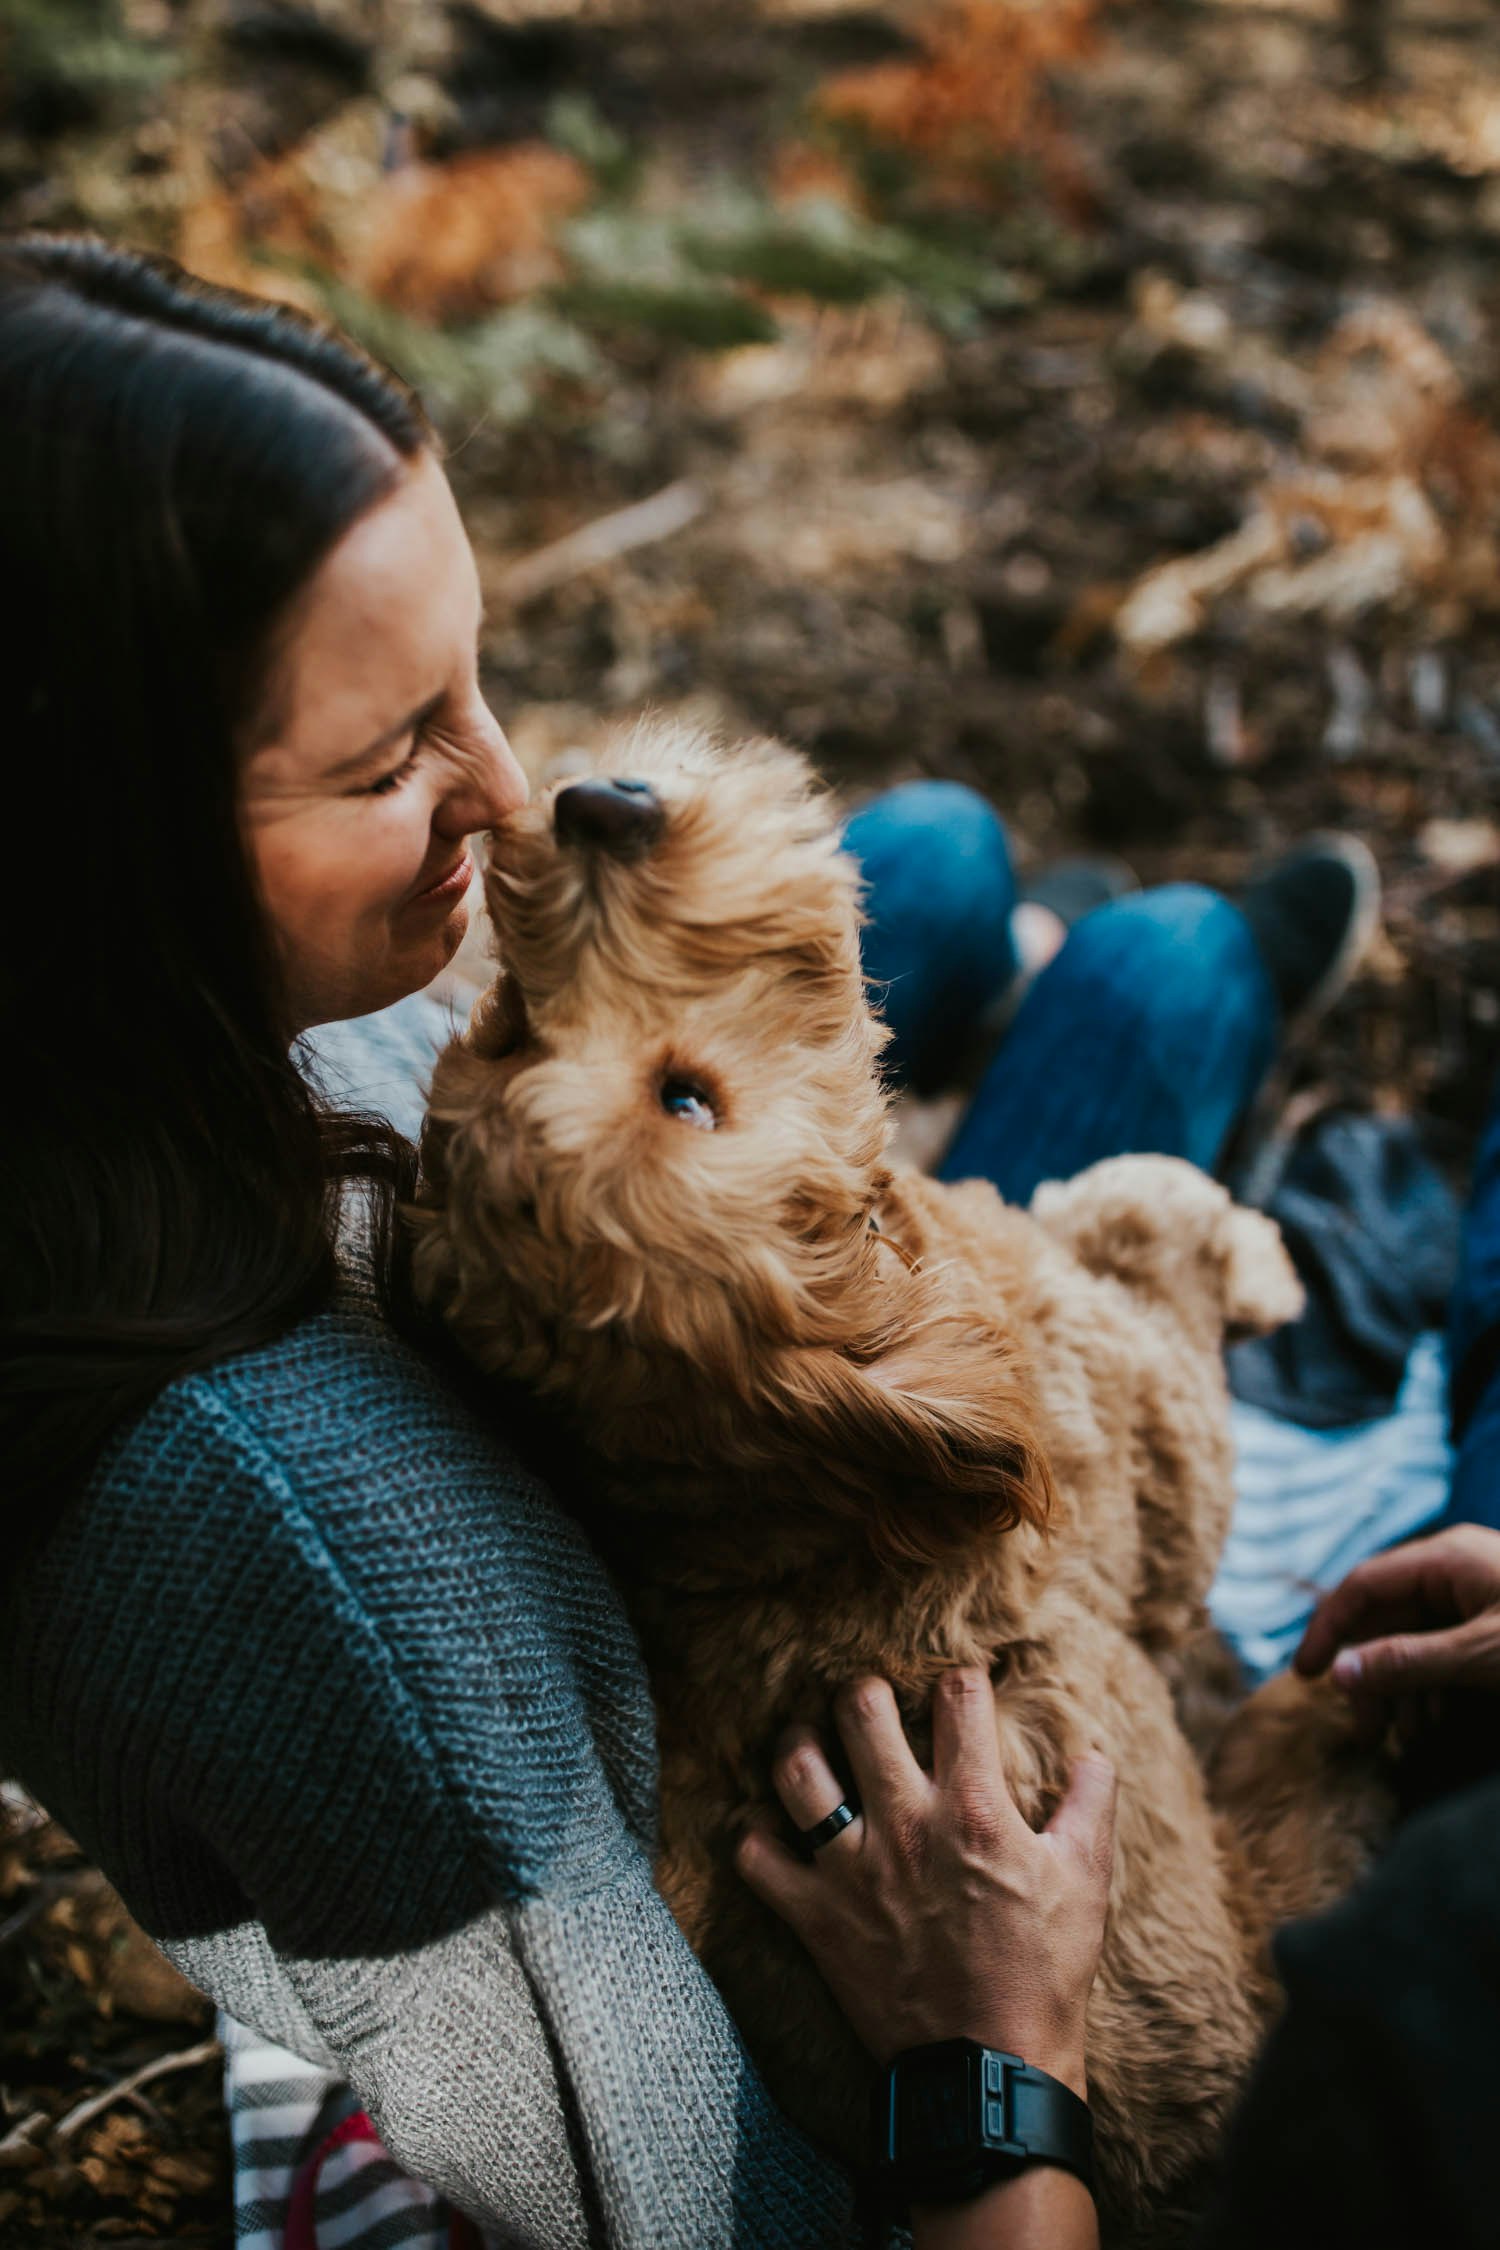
[0,1321,858,2250]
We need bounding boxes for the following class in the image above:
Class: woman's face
[242,448,528,1031]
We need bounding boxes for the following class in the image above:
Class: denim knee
[940,882,1279,1194]
[1037,883,1278,1152]
[843,781,1018,1091]
[1058,884,1272,1048]
[843,780,1014,931]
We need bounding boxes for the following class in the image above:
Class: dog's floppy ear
[762,1317,1053,1571]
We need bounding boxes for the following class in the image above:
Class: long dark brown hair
[0,236,433,1540]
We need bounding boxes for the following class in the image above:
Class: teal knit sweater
[0,1007,857,2248]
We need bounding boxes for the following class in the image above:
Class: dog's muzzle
[553,776,664,861]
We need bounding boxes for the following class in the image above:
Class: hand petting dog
[737,1668,1116,2095]
[740,1672,1115,2250]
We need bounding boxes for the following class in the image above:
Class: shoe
[1021,855,1139,928]
[1239,834,1381,1024]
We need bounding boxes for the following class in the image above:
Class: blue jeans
[845,781,1279,1209]
[1441,1082,1500,1532]
[847,781,1021,1095]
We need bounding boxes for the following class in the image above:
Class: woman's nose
[435,716,529,836]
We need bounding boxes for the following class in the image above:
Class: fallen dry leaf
[1418,818,1500,876]
[357,144,593,322]
[768,140,868,214]
[1115,301,1500,655]
[817,0,1100,213]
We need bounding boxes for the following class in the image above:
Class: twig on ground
[121,2087,170,2131]
[491,478,707,607]
[0,2109,48,2161]
[51,2038,221,2147]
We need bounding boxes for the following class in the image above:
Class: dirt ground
[3,0,1499,2239]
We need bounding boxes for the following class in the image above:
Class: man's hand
[734,1668,1115,2100]
[1295,1525,1500,1707]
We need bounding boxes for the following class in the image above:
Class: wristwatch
[875,2038,1095,2206]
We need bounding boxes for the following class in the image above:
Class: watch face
[895,2047,978,2159]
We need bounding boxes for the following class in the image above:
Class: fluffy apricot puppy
[409,724,1390,2242]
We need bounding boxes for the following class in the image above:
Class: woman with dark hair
[0,236,1383,2250]
[0,236,1122,2250]
[2,230,437,1514]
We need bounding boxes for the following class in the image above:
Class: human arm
[0,1342,860,2250]
[736,1668,1115,2250]
[910,2168,1096,2250]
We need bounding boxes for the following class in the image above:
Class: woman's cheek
[247,823,329,957]
[338,798,429,918]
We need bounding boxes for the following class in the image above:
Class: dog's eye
[659,1075,718,1131]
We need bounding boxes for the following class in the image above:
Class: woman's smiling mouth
[409,849,474,907]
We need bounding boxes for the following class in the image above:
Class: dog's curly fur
[409,724,1392,2239]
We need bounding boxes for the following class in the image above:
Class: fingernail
[1332,1649,1363,1688]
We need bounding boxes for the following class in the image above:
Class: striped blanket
[221,2013,487,2250]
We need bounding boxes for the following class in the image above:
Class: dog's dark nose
[553,776,664,860]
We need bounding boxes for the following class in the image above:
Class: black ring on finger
[798,1797,861,1856]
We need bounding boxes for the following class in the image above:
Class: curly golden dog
[409,723,1391,2240]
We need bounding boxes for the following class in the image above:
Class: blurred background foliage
[0,0,1104,393]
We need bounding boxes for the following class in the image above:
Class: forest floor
[3,0,1499,2238]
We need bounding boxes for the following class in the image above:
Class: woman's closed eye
[344,686,453,799]
[357,715,445,805]
[358,725,431,798]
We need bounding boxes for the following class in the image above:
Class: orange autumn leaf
[767,139,868,214]
[356,143,592,323]
[817,0,1099,207]
[177,192,320,309]
[177,135,356,312]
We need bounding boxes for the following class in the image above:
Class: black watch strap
[999,2059,1094,2188]
[876,2039,1095,2207]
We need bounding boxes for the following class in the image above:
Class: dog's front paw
[1032,1157,1302,1345]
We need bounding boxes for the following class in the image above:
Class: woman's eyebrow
[324,689,446,778]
